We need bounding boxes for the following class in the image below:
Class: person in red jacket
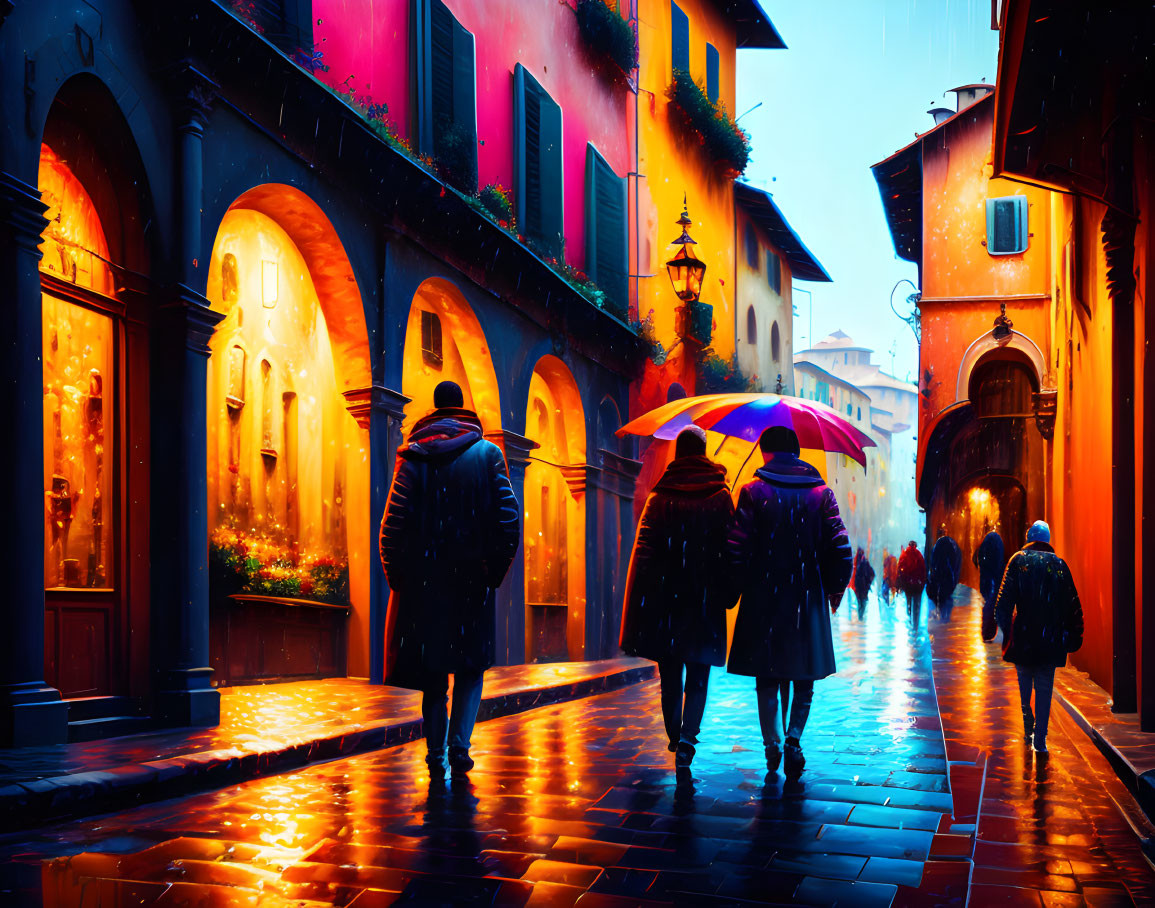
[897,541,926,620]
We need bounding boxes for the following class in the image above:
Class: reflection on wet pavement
[6,591,1153,906]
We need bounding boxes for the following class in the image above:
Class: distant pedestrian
[379,381,521,778]
[995,521,1083,754]
[897,541,926,619]
[727,427,852,778]
[927,525,962,619]
[852,548,875,618]
[621,427,738,773]
[882,551,899,604]
[975,521,1007,640]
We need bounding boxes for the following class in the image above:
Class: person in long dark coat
[726,426,852,777]
[379,381,520,777]
[927,525,963,619]
[621,426,738,770]
[897,541,926,620]
[882,551,899,604]
[995,520,1083,754]
[975,521,1007,640]
[852,548,875,619]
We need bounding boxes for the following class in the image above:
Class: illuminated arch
[524,355,588,663]
[956,328,1046,404]
[401,278,503,434]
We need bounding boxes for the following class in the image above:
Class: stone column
[492,431,537,665]
[584,450,642,659]
[0,172,69,746]
[344,385,410,684]
[150,72,223,726]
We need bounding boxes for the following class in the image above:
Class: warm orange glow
[37,144,114,295]
[524,356,587,663]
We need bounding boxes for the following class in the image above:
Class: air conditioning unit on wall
[985,196,1029,255]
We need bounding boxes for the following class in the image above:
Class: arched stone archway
[401,278,502,436]
[523,355,588,663]
[956,328,1046,404]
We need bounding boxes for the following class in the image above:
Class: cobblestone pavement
[4,592,1153,906]
[929,587,1155,906]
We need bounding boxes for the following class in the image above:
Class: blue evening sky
[737,0,999,383]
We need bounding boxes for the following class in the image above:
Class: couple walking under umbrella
[621,424,853,777]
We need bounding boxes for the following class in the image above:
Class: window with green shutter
[413,0,477,192]
[585,145,628,317]
[671,2,689,74]
[745,223,759,269]
[515,64,565,258]
[767,250,781,294]
[706,42,719,103]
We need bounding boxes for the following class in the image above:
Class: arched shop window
[746,306,757,344]
[771,321,781,361]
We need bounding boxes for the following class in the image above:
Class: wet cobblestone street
[6,592,1154,906]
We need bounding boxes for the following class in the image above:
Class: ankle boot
[765,743,782,772]
[784,737,805,777]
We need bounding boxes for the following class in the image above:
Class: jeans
[756,678,815,747]
[422,669,485,758]
[1015,664,1056,748]
[658,661,711,748]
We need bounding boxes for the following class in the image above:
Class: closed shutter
[413,0,477,191]
[706,42,719,103]
[585,145,628,316]
[671,1,689,74]
[768,251,781,293]
[515,64,564,257]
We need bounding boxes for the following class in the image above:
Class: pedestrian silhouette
[897,541,926,624]
[975,520,1007,641]
[994,520,1083,754]
[852,547,875,619]
[726,426,852,778]
[927,525,962,620]
[379,380,521,779]
[881,550,899,604]
[621,426,738,775]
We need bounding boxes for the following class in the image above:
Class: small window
[746,306,757,344]
[847,403,852,416]
[745,222,759,269]
[227,345,246,408]
[986,195,1028,255]
[705,42,719,103]
[770,321,780,361]
[261,359,276,453]
[857,406,862,420]
[421,310,443,367]
[671,2,689,74]
[844,353,848,364]
[767,251,781,294]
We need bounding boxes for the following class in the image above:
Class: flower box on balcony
[677,300,713,348]
[575,0,638,75]
[667,69,751,177]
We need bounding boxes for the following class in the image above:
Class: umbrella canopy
[618,393,877,467]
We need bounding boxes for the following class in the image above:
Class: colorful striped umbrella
[617,393,877,468]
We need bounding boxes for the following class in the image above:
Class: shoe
[1033,737,1048,755]
[764,744,782,773]
[448,746,474,776]
[675,742,695,769]
[426,751,446,775]
[784,737,805,777]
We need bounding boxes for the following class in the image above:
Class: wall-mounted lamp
[665,196,706,304]
[261,259,279,309]
[992,301,1013,343]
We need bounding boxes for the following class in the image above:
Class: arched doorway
[38,81,153,703]
[204,188,371,683]
[401,278,502,437]
[524,356,587,663]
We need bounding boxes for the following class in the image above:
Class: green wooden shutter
[413,0,477,191]
[706,42,719,103]
[671,2,689,74]
[515,64,564,258]
[585,145,628,316]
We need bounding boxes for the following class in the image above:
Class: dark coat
[725,453,852,680]
[897,545,926,594]
[620,455,738,666]
[995,541,1084,667]
[927,536,962,604]
[973,531,1006,599]
[379,409,520,688]
[852,555,875,602]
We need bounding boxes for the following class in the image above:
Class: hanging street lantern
[665,197,707,304]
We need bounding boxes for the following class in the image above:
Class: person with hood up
[926,525,963,619]
[726,426,852,777]
[379,381,520,778]
[975,520,1007,641]
[621,426,738,772]
[897,541,926,619]
[852,548,875,618]
[881,550,899,604]
[995,520,1083,754]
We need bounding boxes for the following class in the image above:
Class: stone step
[67,715,154,743]
[65,695,143,722]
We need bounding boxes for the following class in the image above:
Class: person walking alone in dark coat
[726,426,852,777]
[379,381,521,778]
[897,541,926,621]
[882,551,899,604]
[621,426,738,772]
[975,521,1007,641]
[851,548,875,619]
[927,525,962,620]
[995,520,1083,755]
